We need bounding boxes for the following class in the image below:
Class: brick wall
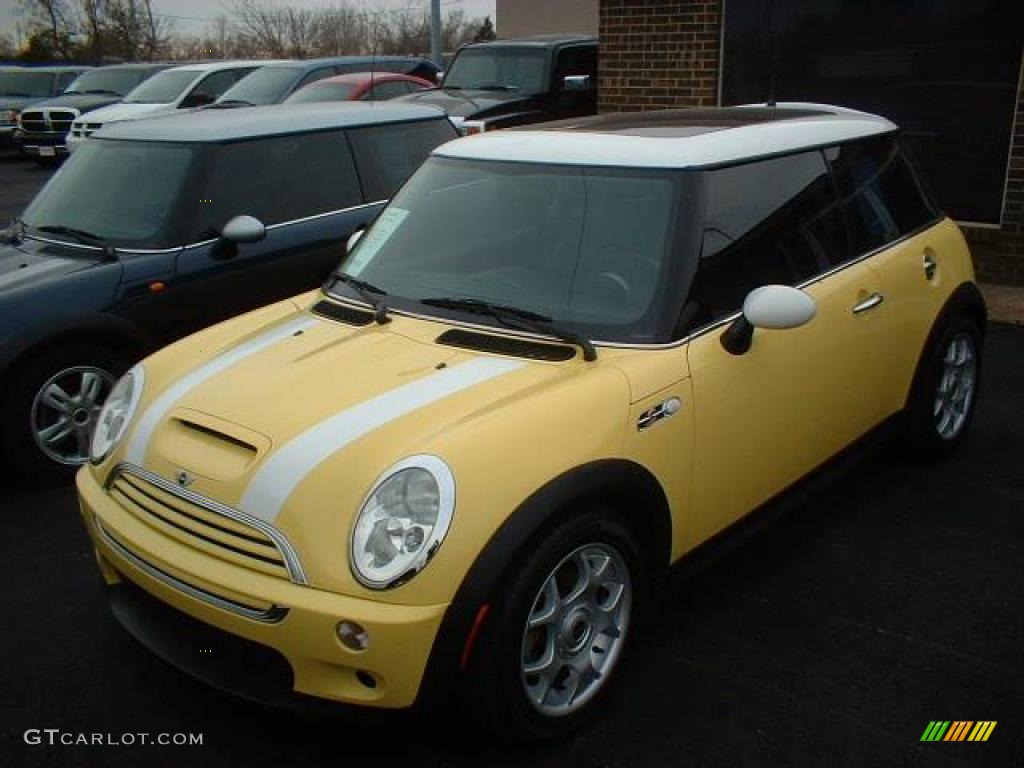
[965,56,1024,286]
[597,0,1024,286]
[598,0,721,112]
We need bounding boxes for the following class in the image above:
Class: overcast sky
[2,0,498,43]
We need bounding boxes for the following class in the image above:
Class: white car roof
[435,103,898,169]
[160,59,292,73]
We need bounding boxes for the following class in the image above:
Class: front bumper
[18,131,68,157]
[77,469,448,709]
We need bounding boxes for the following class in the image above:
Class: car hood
[78,101,172,124]
[0,238,102,296]
[0,96,45,113]
[396,87,528,118]
[30,92,122,113]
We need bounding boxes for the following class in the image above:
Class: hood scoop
[153,411,269,482]
[436,328,575,362]
[312,299,374,327]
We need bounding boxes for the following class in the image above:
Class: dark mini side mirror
[347,229,365,253]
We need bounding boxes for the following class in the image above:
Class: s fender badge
[637,397,682,431]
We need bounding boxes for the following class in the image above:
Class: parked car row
[3,36,983,749]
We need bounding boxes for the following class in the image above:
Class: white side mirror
[742,285,817,329]
[347,229,364,253]
[721,285,816,355]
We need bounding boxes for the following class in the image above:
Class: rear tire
[905,314,982,458]
[466,507,644,743]
[2,344,127,483]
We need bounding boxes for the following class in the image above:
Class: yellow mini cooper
[78,103,985,741]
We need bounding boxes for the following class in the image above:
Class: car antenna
[765,0,778,107]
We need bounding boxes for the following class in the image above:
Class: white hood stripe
[239,356,524,523]
[124,316,317,466]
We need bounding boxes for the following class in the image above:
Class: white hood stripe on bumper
[124,316,318,466]
[239,356,524,523]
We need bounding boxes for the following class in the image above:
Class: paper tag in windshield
[347,208,409,275]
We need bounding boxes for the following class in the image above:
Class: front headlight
[89,366,145,464]
[350,455,455,589]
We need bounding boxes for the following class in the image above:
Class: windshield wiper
[34,225,117,258]
[473,84,519,91]
[79,89,121,95]
[3,91,33,97]
[208,99,253,109]
[420,297,596,361]
[332,273,390,324]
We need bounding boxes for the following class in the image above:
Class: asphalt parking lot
[1,156,1021,767]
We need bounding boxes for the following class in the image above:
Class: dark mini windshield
[23,140,195,249]
[338,157,696,344]
[442,48,547,93]
[0,70,54,98]
[66,68,150,96]
[124,69,197,103]
[216,67,300,106]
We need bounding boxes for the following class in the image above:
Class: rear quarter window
[195,130,362,235]
[348,119,458,201]
[827,136,938,256]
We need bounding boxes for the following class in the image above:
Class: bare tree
[18,0,74,60]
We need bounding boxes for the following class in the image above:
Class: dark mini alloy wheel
[2,344,127,482]
[907,314,982,457]
[469,508,643,742]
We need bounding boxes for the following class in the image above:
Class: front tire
[906,314,982,457]
[467,508,643,742]
[2,344,127,482]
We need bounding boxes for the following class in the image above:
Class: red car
[284,72,436,104]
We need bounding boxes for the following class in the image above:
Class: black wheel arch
[0,314,152,402]
[416,458,673,706]
[905,281,986,409]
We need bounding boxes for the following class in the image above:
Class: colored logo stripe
[920,721,996,742]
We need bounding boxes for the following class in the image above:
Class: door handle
[923,252,938,280]
[852,292,885,314]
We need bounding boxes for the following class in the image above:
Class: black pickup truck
[395,34,597,133]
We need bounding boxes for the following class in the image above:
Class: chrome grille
[106,465,306,584]
[19,108,77,134]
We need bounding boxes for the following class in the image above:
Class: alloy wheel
[30,366,115,465]
[933,332,977,441]
[520,542,632,717]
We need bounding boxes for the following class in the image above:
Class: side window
[182,70,238,107]
[366,81,412,100]
[296,67,336,90]
[349,119,457,201]
[555,46,597,86]
[56,72,76,93]
[197,131,361,235]
[827,136,937,257]
[684,151,845,327]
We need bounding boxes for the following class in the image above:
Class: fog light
[336,620,370,651]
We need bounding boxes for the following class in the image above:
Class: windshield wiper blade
[332,273,390,324]
[34,225,116,258]
[80,89,121,95]
[420,297,596,361]
[208,99,253,109]
[473,84,519,91]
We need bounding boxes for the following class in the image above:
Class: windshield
[443,48,547,92]
[0,70,54,98]
[66,68,149,96]
[216,66,300,105]
[23,139,195,248]
[124,69,196,103]
[339,157,694,344]
[285,81,356,104]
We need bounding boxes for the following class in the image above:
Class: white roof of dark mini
[94,102,447,143]
[435,103,898,169]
